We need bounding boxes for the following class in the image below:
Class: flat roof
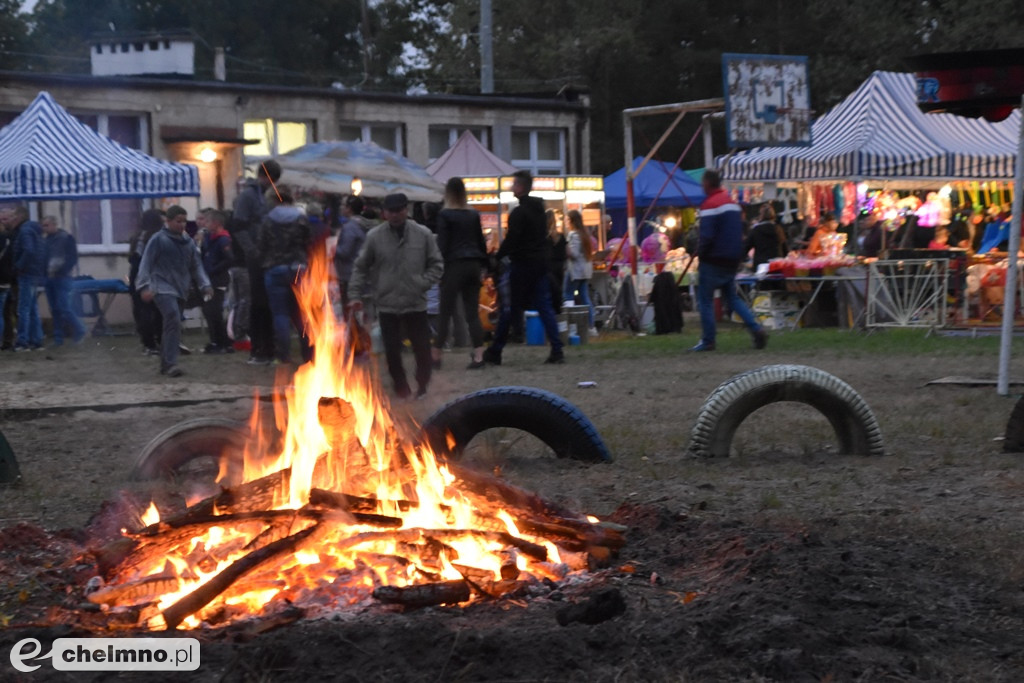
[0,70,588,114]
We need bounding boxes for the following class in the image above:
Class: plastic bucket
[525,311,544,345]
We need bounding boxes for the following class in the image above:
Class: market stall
[717,71,1021,329]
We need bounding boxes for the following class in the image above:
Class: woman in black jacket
[745,204,788,268]
[434,177,488,369]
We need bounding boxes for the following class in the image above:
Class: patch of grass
[589,324,1018,359]
[760,491,783,509]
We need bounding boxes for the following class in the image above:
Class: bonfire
[86,250,622,630]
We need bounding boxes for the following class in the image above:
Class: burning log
[87,575,180,607]
[373,580,471,609]
[162,524,324,629]
[175,469,292,521]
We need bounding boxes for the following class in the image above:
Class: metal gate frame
[866,259,948,329]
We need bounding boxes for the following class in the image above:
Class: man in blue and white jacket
[691,170,766,352]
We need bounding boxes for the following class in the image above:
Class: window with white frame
[428,127,490,162]
[73,113,146,252]
[243,118,312,161]
[337,122,404,154]
[511,128,566,175]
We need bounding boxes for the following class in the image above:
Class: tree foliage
[9,0,1024,172]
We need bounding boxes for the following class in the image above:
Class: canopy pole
[702,115,714,169]
[624,110,638,279]
[997,95,1024,396]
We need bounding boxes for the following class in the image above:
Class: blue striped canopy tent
[0,91,198,200]
[721,72,1020,184]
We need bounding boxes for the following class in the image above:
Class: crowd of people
[0,162,611,397]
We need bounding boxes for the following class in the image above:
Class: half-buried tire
[130,418,250,481]
[423,386,612,463]
[689,365,885,457]
[1003,394,1024,452]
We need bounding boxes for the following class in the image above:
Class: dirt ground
[3,320,1024,682]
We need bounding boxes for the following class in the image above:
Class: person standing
[231,160,281,365]
[129,209,166,355]
[10,204,46,351]
[0,213,14,347]
[564,209,597,336]
[200,209,234,354]
[41,216,86,346]
[744,204,788,269]
[483,170,564,365]
[333,195,375,307]
[136,205,213,377]
[691,170,766,352]
[434,177,488,370]
[258,186,312,366]
[349,193,443,399]
[546,209,567,314]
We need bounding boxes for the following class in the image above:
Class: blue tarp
[603,157,706,210]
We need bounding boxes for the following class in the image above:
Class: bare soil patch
[2,323,1024,681]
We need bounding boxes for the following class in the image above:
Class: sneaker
[161,365,184,377]
[247,356,272,366]
[688,341,716,352]
[466,358,486,370]
[415,386,428,400]
[544,351,565,365]
[13,345,30,352]
[588,327,599,337]
[178,343,192,355]
[203,344,228,355]
[752,328,768,350]
[395,385,412,400]
[482,347,502,366]
[142,346,160,356]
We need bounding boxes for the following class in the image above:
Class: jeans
[202,287,230,348]
[436,259,484,350]
[264,265,311,363]
[15,274,43,348]
[153,294,183,371]
[697,262,760,344]
[491,260,561,354]
[45,275,86,345]
[565,278,595,328]
[249,264,274,360]
[0,288,9,343]
[378,310,432,394]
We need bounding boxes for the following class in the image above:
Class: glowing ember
[92,249,622,629]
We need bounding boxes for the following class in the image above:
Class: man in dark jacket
[9,204,46,351]
[42,216,86,346]
[483,170,564,365]
[0,212,15,347]
[691,170,766,352]
[230,159,281,365]
[137,205,213,377]
[200,209,234,354]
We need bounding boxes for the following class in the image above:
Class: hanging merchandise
[800,185,819,227]
[841,182,857,225]
[776,188,799,225]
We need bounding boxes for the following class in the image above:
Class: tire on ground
[130,418,250,481]
[1003,394,1024,452]
[689,364,885,457]
[422,386,613,463]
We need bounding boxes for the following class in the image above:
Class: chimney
[214,47,226,81]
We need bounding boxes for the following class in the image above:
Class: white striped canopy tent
[721,71,1021,184]
[0,91,198,200]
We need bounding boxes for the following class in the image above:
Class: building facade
[0,64,589,327]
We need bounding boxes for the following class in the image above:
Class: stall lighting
[664,216,678,229]
[351,177,362,196]
[939,184,953,198]
[197,147,218,163]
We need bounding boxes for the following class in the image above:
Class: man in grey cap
[349,193,443,399]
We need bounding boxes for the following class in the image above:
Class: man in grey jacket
[349,193,443,399]
[137,205,213,377]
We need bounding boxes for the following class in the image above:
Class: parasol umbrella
[277,140,444,202]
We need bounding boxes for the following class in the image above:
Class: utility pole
[480,0,494,94]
